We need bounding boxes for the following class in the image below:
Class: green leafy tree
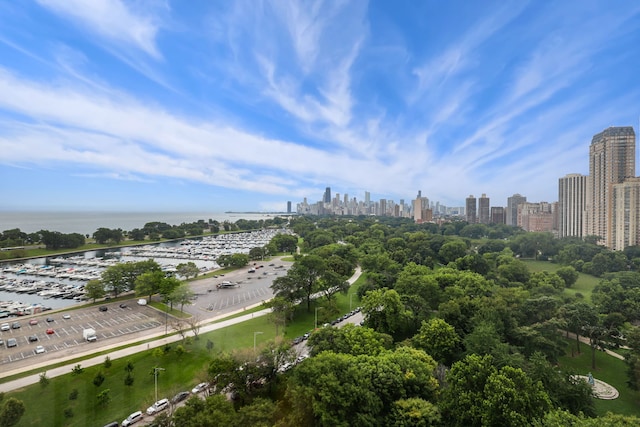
[170,283,195,312]
[481,366,551,426]
[412,318,460,365]
[96,389,111,407]
[135,270,165,301]
[93,371,105,387]
[361,288,413,340]
[39,372,49,388]
[172,394,237,427]
[0,397,26,427]
[235,398,277,427]
[84,279,105,303]
[439,239,468,264]
[387,398,441,427]
[272,255,327,311]
[308,323,393,356]
[176,262,200,279]
[556,266,579,288]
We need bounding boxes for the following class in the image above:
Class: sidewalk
[0,305,269,393]
[0,266,363,393]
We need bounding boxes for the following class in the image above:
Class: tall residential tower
[558,174,587,238]
[587,127,635,247]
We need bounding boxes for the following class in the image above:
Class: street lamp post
[153,367,165,403]
[315,306,324,330]
[253,331,263,354]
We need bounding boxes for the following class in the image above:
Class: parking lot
[183,262,291,317]
[0,302,164,367]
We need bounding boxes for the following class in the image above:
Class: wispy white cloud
[36,0,164,59]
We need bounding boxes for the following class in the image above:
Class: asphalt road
[0,258,292,374]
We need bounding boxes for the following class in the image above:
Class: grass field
[7,274,365,426]
[522,259,601,301]
[558,339,640,417]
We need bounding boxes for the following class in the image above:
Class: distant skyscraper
[478,193,490,224]
[558,174,587,238]
[465,195,477,224]
[323,187,331,204]
[611,177,640,251]
[587,126,635,247]
[507,194,527,227]
[365,191,370,205]
[287,201,292,213]
[490,207,505,224]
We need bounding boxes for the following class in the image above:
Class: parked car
[146,398,169,415]
[29,319,38,325]
[6,338,17,348]
[11,322,20,329]
[0,323,9,331]
[34,345,45,354]
[121,410,143,426]
[137,299,147,306]
[46,317,54,322]
[0,338,4,346]
[46,328,55,335]
[28,335,38,342]
[191,382,209,394]
[171,391,190,404]
[62,314,71,319]
[119,303,128,308]
[99,306,108,312]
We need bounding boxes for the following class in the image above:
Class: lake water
[0,211,283,235]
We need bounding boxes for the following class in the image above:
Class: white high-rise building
[558,174,587,238]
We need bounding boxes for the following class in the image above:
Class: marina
[0,228,291,317]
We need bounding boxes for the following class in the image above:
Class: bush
[71,364,83,375]
[69,389,78,400]
[63,408,73,418]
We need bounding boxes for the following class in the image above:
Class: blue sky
[0,1,639,212]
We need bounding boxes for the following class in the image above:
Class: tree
[93,371,105,387]
[361,288,413,340]
[135,270,165,301]
[84,279,105,303]
[387,398,441,427]
[307,323,393,356]
[172,394,237,427]
[96,389,111,407]
[186,315,201,340]
[0,397,26,427]
[176,262,200,279]
[235,397,277,427]
[170,284,195,312]
[272,255,327,311]
[439,239,468,264]
[556,266,579,288]
[39,371,49,388]
[481,366,551,426]
[264,296,295,336]
[412,318,460,366]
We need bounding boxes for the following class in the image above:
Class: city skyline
[0,2,639,212]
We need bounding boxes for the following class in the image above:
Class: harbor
[0,228,290,317]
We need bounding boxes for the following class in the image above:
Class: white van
[137,299,147,306]
[121,410,142,426]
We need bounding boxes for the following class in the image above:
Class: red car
[29,319,38,325]
[46,328,55,335]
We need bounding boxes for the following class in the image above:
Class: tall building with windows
[558,174,587,238]
[465,195,477,224]
[611,177,640,251]
[323,187,332,204]
[587,126,635,247]
[490,207,505,224]
[506,194,527,227]
[478,193,490,224]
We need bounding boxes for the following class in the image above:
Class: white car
[0,323,9,331]
[146,398,169,415]
[122,410,143,426]
[191,382,209,394]
[34,345,45,354]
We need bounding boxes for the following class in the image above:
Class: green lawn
[522,259,601,302]
[8,276,364,426]
[558,339,640,417]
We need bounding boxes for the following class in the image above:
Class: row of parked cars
[103,382,208,426]
[291,307,362,346]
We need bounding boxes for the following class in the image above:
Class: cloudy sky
[0,1,639,212]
